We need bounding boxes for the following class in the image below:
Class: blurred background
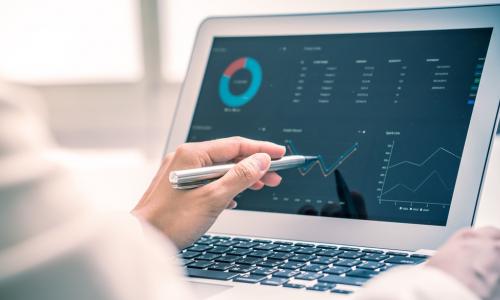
[0,0,498,225]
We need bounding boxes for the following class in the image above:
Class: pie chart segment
[219,57,262,108]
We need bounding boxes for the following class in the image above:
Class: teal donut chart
[219,57,262,107]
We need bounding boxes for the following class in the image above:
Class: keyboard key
[196,239,213,245]
[187,244,213,252]
[274,245,298,252]
[316,244,338,250]
[273,269,301,278]
[301,264,327,272]
[273,241,293,245]
[234,242,259,249]
[311,256,337,265]
[236,256,262,265]
[283,283,305,289]
[319,275,368,286]
[207,246,231,254]
[295,272,324,280]
[251,267,278,276]
[215,255,239,263]
[410,254,430,259]
[232,237,251,242]
[317,249,343,257]
[347,269,378,278]
[362,248,384,254]
[339,246,360,252]
[324,266,351,275]
[257,259,284,268]
[187,268,238,280]
[307,285,331,292]
[338,251,365,259]
[268,252,293,260]
[294,242,315,247]
[253,239,272,244]
[281,261,305,270]
[234,274,267,284]
[289,254,316,262]
[214,240,238,247]
[331,289,353,294]
[385,256,424,265]
[357,261,384,270]
[333,259,361,267]
[247,250,272,258]
[254,243,279,251]
[182,259,195,266]
[182,251,201,259]
[379,264,397,272]
[188,260,214,269]
[208,262,233,271]
[261,277,288,286]
[212,236,231,240]
[227,248,252,256]
[196,253,221,261]
[295,247,321,255]
[386,251,408,257]
[363,254,389,262]
[229,264,256,273]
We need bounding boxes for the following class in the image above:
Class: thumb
[211,153,271,199]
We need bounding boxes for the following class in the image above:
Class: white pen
[169,155,318,190]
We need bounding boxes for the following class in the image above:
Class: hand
[427,227,500,300]
[132,137,286,249]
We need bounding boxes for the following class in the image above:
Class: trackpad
[189,281,233,299]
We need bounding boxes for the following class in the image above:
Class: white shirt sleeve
[351,265,479,300]
[0,213,195,300]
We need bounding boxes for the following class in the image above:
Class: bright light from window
[160,0,493,82]
[0,0,143,84]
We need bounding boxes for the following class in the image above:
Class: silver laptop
[165,5,500,299]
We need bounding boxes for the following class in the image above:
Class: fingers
[207,153,271,199]
[476,226,500,240]
[261,172,282,187]
[247,172,283,190]
[226,200,238,209]
[191,137,286,164]
[249,181,265,190]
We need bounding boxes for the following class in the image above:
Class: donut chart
[219,57,262,108]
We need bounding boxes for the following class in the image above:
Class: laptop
[164,5,500,299]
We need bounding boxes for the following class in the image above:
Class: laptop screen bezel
[164,5,500,251]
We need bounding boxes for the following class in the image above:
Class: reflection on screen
[187,28,492,226]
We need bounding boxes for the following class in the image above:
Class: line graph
[285,140,359,177]
[377,140,462,206]
[380,170,452,196]
[388,147,461,169]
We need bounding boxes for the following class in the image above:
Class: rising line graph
[380,170,452,196]
[285,140,359,177]
[388,147,461,169]
[378,140,462,206]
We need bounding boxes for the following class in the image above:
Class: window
[0,0,142,84]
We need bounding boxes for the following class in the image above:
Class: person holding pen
[0,81,499,299]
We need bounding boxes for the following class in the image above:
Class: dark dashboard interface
[187,28,492,226]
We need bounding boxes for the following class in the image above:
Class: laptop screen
[186,28,493,226]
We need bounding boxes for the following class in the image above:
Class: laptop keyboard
[180,235,428,294]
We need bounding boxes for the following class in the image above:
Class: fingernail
[253,153,270,171]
